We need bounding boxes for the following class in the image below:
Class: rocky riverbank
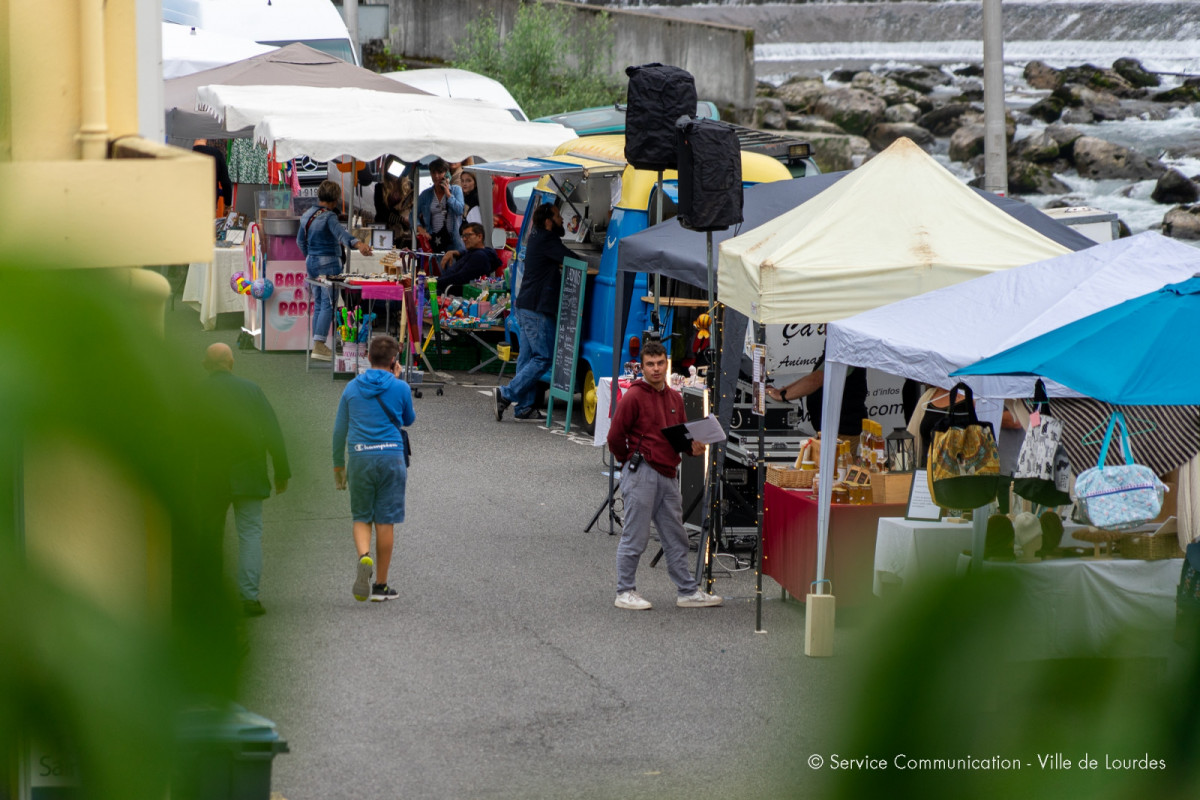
[756,58,1200,239]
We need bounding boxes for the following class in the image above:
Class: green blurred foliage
[453,4,624,120]
[0,265,240,798]
[807,573,1200,798]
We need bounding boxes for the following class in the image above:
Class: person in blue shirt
[332,335,415,602]
[298,180,373,361]
[417,158,465,255]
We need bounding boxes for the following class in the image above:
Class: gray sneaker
[353,555,374,602]
[677,590,723,608]
[614,590,652,610]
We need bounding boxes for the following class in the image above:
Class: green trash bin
[175,704,289,800]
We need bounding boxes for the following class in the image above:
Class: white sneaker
[614,590,652,610]
[677,590,723,608]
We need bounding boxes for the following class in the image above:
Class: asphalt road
[166,299,864,800]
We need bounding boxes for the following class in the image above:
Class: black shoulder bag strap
[373,395,411,468]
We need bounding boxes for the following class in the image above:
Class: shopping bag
[1012,379,1072,507]
[926,382,1000,509]
[1074,411,1166,530]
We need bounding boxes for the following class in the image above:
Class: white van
[383,68,528,121]
[163,0,358,65]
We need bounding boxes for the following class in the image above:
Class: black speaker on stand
[676,117,744,233]
[675,117,745,592]
[624,63,697,172]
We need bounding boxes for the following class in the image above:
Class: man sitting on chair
[437,223,502,295]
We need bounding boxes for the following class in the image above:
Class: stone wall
[384,0,755,119]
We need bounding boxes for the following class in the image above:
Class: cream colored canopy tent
[717,137,1072,324]
[714,138,1076,639]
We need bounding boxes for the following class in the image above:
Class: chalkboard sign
[546,256,589,432]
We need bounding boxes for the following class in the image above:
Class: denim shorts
[348,452,407,524]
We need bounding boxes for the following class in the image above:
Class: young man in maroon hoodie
[606,340,724,610]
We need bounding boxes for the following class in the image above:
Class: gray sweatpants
[616,462,698,595]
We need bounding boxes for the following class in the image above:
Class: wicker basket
[1120,531,1184,560]
[766,466,815,489]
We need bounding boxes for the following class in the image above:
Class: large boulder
[1072,136,1167,181]
[775,76,828,112]
[1061,107,1095,125]
[1162,205,1200,239]
[1006,159,1072,195]
[756,96,788,131]
[884,102,923,124]
[786,115,847,135]
[1012,131,1060,163]
[917,102,976,136]
[1028,95,1066,123]
[885,66,953,93]
[798,132,872,172]
[949,124,986,163]
[1023,60,1060,90]
[1152,81,1200,104]
[1045,124,1085,153]
[866,123,935,153]
[1113,58,1161,88]
[1151,169,1200,205]
[850,71,929,108]
[812,88,887,136]
[1057,64,1137,96]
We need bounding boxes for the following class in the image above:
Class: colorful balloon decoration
[250,278,275,300]
[230,270,249,292]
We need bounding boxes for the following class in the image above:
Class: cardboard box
[872,472,914,505]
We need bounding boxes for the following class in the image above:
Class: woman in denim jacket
[298,180,372,361]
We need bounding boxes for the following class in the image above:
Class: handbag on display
[1012,379,1072,507]
[926,382,1001,510]
[1074,411,1166,531]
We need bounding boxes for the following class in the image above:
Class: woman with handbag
[298,180,373,361]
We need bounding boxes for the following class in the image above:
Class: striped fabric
[1034,399,1200,476]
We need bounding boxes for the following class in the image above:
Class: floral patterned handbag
[1074,411,1166,531]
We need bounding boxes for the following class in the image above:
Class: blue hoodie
[332,369,415,468]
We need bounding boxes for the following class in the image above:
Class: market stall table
[763,483,905,608]
[960,555,1183,660]
[183,246,246,329]
[874,517,1154,596]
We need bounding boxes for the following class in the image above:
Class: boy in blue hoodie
[332,335,416,602]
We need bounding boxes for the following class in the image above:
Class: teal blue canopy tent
[953,275,1200,405]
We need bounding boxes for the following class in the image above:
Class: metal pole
[345,0,361,66]
[653,171,664,332]
[755,321,766,633]
[982,0,1008,194]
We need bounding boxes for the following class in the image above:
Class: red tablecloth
[762,483,905,608]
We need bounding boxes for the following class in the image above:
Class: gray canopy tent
[612,171,1096,451]
[164,43,427,146]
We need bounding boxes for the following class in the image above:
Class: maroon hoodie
[606,379,688,478]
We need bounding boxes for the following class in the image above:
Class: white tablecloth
[874,517,1103,596]
[961,555,1182,660]
[874,518,976,596]
[183,247,248,330]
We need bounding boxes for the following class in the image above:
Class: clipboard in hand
[662,423,693,454]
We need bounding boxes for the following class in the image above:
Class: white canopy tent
[161,22,277,80]
[194,84,574,162]
[817,232,1200,600]
[714,138,1078,640]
